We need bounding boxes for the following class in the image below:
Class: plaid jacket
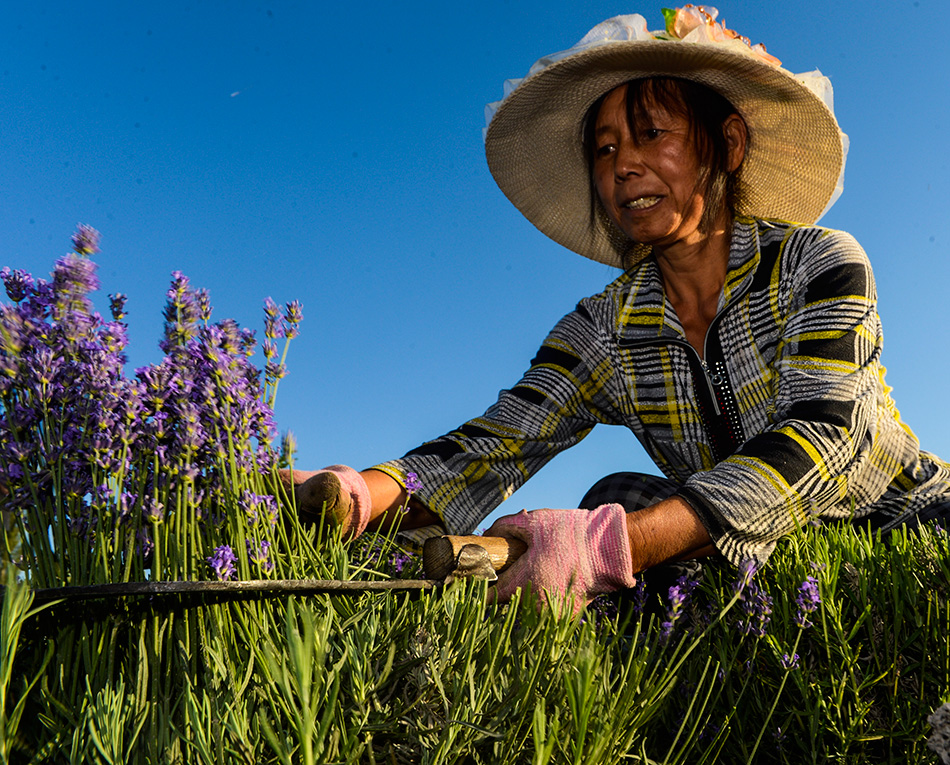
[376,217,950,564]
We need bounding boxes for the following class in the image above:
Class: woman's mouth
[623,196,661,210]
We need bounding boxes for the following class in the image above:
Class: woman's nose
[615,140,644,178]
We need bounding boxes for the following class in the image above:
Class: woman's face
[592,84,714,253]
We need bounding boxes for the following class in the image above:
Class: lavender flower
[98,321,128,357]
[660,582,687,640]
[117,491,136,523]
[405,471,422,494]
[0,225,302,589]
[262,297,280,319]
[239,327,256,357]
[213,318,240,353]
[661,573,699,638]
[279,430,297,466]
[283,300,303,339]
[71,223,101,255]
[675,572,699,599]
[161,271,199,350]
[136,528,154,560]
[780,652,800,670]
[585,594,619,626]
[109,292,127,321]
[195,288,212,322]
[389,548,413,575]
[1,268,34,302]
[142,497,165,524]
[795,575,821,628]
[738,587,772,636]
[735,558,758,591]
[285,299,303,325]
[67,510,96,540]
[630,579,648,617]
[246,539,274,573]
[53,253,100,299]
[255,443,277,473]
[93,483,114,507]
[31,347,61,388]
[240,490,279,527]
[264,361,286,382]
[773,727,787,753]
[207,544,237,580]
[734,559,772,638]
[263,297,285,339]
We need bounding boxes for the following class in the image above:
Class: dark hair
[583,77,744,264]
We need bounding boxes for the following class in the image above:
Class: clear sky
[4,0,949,530]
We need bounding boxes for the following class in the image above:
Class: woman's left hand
[484,504,637,614]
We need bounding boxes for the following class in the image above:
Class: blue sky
[3,0,949,529]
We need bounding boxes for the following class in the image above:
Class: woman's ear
[723,113,747,172]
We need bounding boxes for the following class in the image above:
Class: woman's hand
[485,504,637,614]
[278,464,371,539]
[278,466,442,538]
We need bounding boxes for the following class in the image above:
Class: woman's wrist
[361,469,440,531]
[624,495,714,572]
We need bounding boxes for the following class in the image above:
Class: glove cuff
[586,503,637,592]
[322,464,372,539]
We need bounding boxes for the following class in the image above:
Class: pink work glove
[485,504,637,615]
[280,464,371,539]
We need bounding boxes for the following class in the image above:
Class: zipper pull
[699,359,722,416]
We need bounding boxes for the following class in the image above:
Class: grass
[1,516,948,764]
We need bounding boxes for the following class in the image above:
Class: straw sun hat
[484,7,849,268]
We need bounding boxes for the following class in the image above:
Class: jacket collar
[616,216,762,344]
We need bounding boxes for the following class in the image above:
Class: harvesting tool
[15,535,527,604]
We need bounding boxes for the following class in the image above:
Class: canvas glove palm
[485,504,636,614]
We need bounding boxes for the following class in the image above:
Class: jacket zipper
[620,336,724,415]
[618,281,753,429]
[620,336,722,415]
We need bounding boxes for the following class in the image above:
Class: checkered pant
[579,472,680,514]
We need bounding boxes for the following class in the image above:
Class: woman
[285,8,950,612]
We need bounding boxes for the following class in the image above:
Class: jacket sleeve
[372,303,628,535]
[678,227,910,564]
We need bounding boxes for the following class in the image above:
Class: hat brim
[485,40,844,267]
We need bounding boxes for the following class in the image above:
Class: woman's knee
[579,472,680,514]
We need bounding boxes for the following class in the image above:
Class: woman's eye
[641,128,663,141]
[595,144,616,158]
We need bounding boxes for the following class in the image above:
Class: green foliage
[1,519,948,763]
[652,522,950,764]
[0,567,52,764]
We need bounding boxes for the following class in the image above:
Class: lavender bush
[0,226,304,589]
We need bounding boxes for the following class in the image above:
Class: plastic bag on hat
[483,14,651,139]
[795,69,850,220]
